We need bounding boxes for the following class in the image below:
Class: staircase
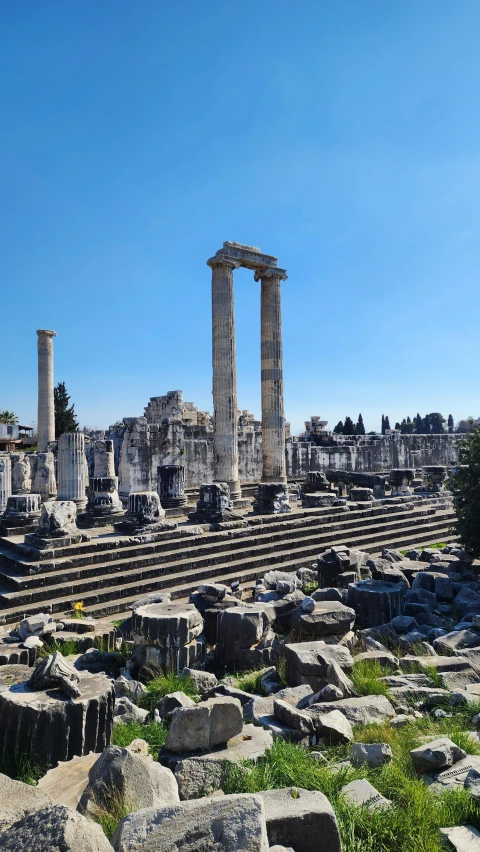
[0,495,455,625]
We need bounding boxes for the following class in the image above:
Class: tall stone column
[207,255,241,500]
[57,432,88,510]
[0,455,12,511]
[36,330,57,452]
[254,267,288,483]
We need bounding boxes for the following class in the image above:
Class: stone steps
[0,500,454,623]
[0,504,446,594]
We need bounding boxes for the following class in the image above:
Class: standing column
[207,255,241,500]
[0,455,12,511]
[255,267,288,483]
[36,330,57,452]
[57,432,88,510]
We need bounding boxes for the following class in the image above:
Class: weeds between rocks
[222,721,480,852]
[110,720,168,755]
[0,753,46,786]
[136,670,199,713]
[350,659,392,697]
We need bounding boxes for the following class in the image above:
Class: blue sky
[1,1,479,434]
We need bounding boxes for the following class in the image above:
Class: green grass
[303,580,318,596]
[223,726,480,852]
[422,666,445,690]
[39,636,83,656]
[0,754,46,786]
[137,670,199,712]
[110,719,168,755]
[350,659,391,697]
[94,795,130,839]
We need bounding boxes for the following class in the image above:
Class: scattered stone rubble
[0,534,479,850]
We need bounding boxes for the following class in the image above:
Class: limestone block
[314,709,354,744]
[0,804,112,852]
[111,793,269,852]
[258,787,342,852]
[349,742,393,768]
[291,601,355,637]
[341,779,391,810]
[309,695,396,725]
[133,602,204,647]
[181,667,217,695]
[165,697,243,752]
[78,745,179,815]
[347,580,405,629]
[37,753,101,810]
[0,773,53,832]
[439,826,480,852]
[410,737,467,773]
[156,691,195,720]
[284,641,353,692]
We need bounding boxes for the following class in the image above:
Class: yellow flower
[73,601,84,612]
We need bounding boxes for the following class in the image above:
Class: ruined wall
[111,418,462,496]
[287,433,461,476]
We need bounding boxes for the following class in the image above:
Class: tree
[343,416,356,436]
[450,426,480,557]
[384,416,391,431]
[395,422,401,430]
[428,412,446,434]
[448,414,454,434]
[356,413,365,435]
[54,381,79,438]
[423,413,431,434]
[333,420,344,434]
[381,415,385,435]
[414,413,423,434]
[0,411,18,424]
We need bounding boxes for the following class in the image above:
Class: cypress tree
[356,413,365,435]
[333,420,344,434]
[343,416,356,435]
[384,416,391,431]
[448,414,454,434]
[54,381,79,438]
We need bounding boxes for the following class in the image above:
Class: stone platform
[0,495,455,624]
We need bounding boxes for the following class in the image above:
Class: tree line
[333,414,365,435]
[382,413,455,435]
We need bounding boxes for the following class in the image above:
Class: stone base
[161,496,188,508]
[301,492,339,508]
[160,723,273,774]
[113,519,176,535]
[23,531,89,551]
[131,638,206,676]
[77,510,126,529]
[253,483,291,515]
[0,665,114,767]
[188,508,241,523]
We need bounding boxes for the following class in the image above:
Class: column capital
[207,254,241,270]
[254,267,288,282]
[36,329,57,338]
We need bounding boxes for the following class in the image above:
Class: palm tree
[0,411,18,424]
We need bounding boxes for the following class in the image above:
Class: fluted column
[0,455,12,511]
[57,432,87,510]
[36,330,57,452]
[255,267,288,483]
[207,255,241,500]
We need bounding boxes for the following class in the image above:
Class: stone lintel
[209,242,278,271]
[36,329,57,338]
[254,267,288,282]
[207,254,241,270]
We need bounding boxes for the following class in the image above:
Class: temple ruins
[0,242,478,852]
